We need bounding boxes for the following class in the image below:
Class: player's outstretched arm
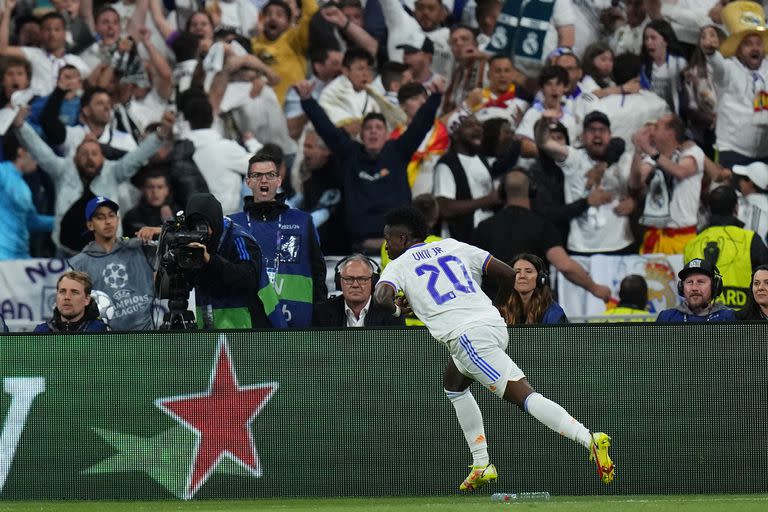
[373,282,398,316]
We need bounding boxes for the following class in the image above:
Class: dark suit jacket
[312,295,406,327]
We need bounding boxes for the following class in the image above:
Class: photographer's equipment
[154,211,211,330]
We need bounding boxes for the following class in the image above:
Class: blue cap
[85,196,119,221]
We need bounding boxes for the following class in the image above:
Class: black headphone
[334,254,381,291]
[512,253,550,289]
[677,264,723,299]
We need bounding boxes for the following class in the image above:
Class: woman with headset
[737,265,768,321]
[497,253,567,325]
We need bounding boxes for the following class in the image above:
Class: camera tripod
[160,298,197,330]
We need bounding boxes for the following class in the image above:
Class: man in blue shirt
[0,132,53,260]
[656,258,737,323]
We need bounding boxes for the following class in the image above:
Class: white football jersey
[379,238,507,344]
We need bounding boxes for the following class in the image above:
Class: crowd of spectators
[2,0,768,330]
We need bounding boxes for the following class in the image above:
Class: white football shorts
[449,324,525,398]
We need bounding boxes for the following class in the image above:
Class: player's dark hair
[385,206,429,241]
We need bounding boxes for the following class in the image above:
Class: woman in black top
[737,265,768,321]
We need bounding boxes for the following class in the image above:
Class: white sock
[446,388,489,466]
[523,392,592,450]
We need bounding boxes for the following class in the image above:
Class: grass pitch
[0,495,767,512]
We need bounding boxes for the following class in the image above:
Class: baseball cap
[732,161,768,190]
[85,196,119,221]
[678,258,719,281]
[583,110,611,129]
[396,32,435,55]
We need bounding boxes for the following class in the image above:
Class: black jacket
[313,295,405,327]
[33,302,109,333]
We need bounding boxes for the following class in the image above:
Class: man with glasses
[313,254,404,327]
[230,148,328,328]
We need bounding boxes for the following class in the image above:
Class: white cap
[441,0,454,12]
[732,162,768,190]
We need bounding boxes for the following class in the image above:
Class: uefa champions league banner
[556,254,685,319]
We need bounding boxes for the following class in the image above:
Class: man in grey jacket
[69,196,157,331]
[11,108,175,254]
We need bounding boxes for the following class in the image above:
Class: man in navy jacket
[297,78,444,252]
[656,258,736,323]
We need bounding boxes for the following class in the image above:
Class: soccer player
[373,206,615,490]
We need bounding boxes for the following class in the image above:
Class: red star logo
[156,334,278,499]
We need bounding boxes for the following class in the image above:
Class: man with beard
[33,271,109,332]
[11,107,173,254]
[709,2,768,168]
[537,111,636,255]
[656,258,736,322]
[251,0,319,105]
[434,115,500,243]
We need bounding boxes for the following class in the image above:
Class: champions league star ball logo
[91,290,115,320]
[103,263,128,290]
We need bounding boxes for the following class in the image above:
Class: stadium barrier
[1,324,766,500]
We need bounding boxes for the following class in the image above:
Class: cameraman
[184,193,287,329]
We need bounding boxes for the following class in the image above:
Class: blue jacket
[0,161,54,259]
[656,302,736,323]
[541,302,568,324]
[230,197,327,328]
